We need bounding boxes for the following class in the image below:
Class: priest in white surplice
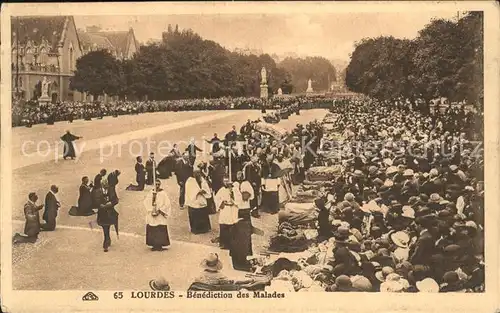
[144,179,172,251]
[215,177,239,249]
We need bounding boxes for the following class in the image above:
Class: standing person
[145,152,156,186]
[42,185,60,231]
[136,157,146,190]
[144,179,172,251]
[230,171,254,271]
[96,179,119,252]
[244,156,262,218]
[261,154,281,214]
[13,192,44,243]
[227,144,243,182]
[225,126,238,147]
[199,161,217,214]
[215,178,239,249]
[77,176,93,216]
[61,130,82,160]
[186,138,203,166]
[211,157,226,194]
[185,168,212,234]
[107,170,121,200]
[175,153,194,209]
[205,133,222,154]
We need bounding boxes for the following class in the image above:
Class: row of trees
[345,12,483,106]
[71,26,337,100]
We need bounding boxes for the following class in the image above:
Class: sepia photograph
[0,2,498,312]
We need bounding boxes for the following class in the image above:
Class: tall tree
[70,50,123,99]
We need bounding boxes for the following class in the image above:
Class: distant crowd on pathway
[11,95,332,127]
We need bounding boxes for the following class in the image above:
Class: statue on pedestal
[306,79,314,93]
[261,67,267,85]
[277,88,283,96]
[41,77,50,98]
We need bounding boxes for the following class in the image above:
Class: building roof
[87,29,138,58]
[77,31,115,53]
[11,16,69,53]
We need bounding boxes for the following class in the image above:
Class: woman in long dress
[185,168,212,234]
[144,179,172,251]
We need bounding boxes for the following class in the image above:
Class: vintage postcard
[1,1,499,313]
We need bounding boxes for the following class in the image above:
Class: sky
[74,11,458,64]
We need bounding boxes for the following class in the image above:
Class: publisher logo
[82,292,99,301]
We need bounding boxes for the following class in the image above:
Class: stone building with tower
[11,17,139,103]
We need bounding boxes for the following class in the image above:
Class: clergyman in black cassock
[61,131,81,160]
[145,153,156,186]
[175,154,194,208]
[77,176,93,216]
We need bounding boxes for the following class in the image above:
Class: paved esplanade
[11,109,328,290]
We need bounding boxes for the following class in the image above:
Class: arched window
[25,48,34,64]
[69,43,74,71]
[39,47,48,65]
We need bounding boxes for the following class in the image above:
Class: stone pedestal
[38,95,51,106]
[260,84,268,99]
[306,87,314,93]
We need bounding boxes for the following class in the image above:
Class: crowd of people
[13,94,485,292]
[254,98,485,293]
[12,95,336,127]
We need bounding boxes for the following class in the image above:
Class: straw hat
[149,277,171,291]
[390,231,410,249]
[416,278,439,292]
[386,166,398,176]
[401,206,415,219]
[200,253,223,271]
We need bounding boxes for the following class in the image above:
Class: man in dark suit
[136,156,146,190]
[145,152,156,185]
[224,125,238,147]
[24,192,44,240]
[96,179,119,252]
[205,133,222,154]
[409,218,437,266]
[186,139,203,166]
[42,185,60,231]
[175,153,194,209]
